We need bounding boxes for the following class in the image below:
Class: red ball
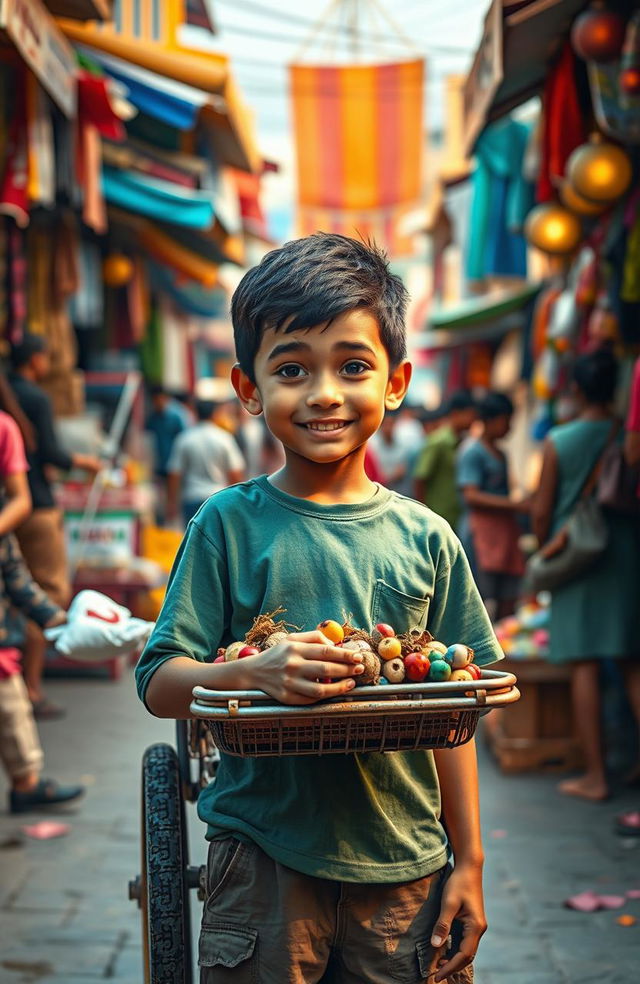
[213,655,225,663]
[620,66,640,95]
[403,651,431,682]
[466,663,482,680]
[571,8,626,63]
[238,645,260,659]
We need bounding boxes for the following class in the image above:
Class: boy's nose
[306,375,344,408]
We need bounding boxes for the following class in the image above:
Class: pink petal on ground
[564,891,601,912]
[626,889,640,899]
[598,895,626,909]
[22,821,70,840]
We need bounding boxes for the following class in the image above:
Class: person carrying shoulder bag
[531,348,640,803]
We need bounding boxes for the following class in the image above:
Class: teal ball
[429,659,452,682]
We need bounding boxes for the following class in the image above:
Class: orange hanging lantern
[566,138,633,203]
[524,203,582,255]
[571,3,626,63]
[559,179,608,216]
[103,253,134,287]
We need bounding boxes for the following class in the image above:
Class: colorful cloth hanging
[536,42,587,204]
[290,59,424,212]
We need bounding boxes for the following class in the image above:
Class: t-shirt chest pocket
[371,579,430,634]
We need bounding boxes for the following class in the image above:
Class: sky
[182,0,490,238]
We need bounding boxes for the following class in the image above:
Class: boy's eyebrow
[266,340,377,362]
[266,340,310,362]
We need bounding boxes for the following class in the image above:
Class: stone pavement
[0,670,639,983]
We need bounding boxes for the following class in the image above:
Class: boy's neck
[268,446,377,505]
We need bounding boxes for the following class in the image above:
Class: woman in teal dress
[532,348,640,802]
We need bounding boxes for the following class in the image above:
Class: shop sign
[64,511,137,563]
[0,0,76,117]
[463,0,503,156]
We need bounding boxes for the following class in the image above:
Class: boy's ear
[385,359,412,411]
[231,364,263,416]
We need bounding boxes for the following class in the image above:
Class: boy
[136,234,503,983]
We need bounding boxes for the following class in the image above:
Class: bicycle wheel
[140,743,193,983]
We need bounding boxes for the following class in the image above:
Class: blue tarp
[102,167,215,229]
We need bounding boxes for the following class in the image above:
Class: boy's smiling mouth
[299,419,352,432]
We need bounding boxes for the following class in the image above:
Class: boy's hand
[248,630,365,704]
[431,861,487,983]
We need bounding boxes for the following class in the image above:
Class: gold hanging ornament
[559,179,608,216]
[566,137,633,203]
[524,202,582,255]
[102,253,134,287]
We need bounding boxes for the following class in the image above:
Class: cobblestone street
[0,669,638,983]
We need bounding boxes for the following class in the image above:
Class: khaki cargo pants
[199,838,474,984]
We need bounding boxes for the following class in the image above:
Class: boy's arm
[2,533,65,626]
[431,741,486,983]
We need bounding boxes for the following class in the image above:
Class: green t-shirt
[413,424,461,530]
[136,476,502,883]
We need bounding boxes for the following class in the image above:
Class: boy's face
[232,308,410,468]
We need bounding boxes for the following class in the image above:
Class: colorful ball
[428,659,452,682]
[445,644,473,669]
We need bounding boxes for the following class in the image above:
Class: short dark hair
[10,333,47,369]
[477,392,514,420]
[149,384,167,398]
[444,390,476,414]
[231,233,409,382]
[572,347,618,404]
[195,399,216,421]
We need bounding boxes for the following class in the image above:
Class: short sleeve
[167,433,186,474]
[413,440,440,481]
[0,412,28,476]
[222,432,245,472]
[428,544,503,666]
[457,443,484,489]
[135,520,231,704]
[626,358,640,433]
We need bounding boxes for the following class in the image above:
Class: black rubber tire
[141,743,193,984]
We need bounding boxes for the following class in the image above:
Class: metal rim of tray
[190,669,519,720]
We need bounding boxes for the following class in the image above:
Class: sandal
[31,698,66,721]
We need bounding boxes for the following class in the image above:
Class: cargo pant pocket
[416,941,474,984]
[199,924,258,983]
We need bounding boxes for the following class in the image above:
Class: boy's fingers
[300,659,364,680]
[282,677,357,703]
[296,642,363,664]
[434,951,473,983]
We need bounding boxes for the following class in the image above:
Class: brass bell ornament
[559,179,608,216]
[566,137,633,203]
[524,203,582,255]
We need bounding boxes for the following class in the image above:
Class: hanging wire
[214,0,472,55]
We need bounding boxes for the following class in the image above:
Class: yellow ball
[524,203,582,256]
[567,140,632,203]
[317,620,344,644]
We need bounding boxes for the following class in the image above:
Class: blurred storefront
[0,0,266,624]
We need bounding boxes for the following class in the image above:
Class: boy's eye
[342,361,369,376]
[276,363,307,379]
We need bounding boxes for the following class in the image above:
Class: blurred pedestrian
[0,409,84,812]
[458,393,526,620]
[166,399,245,526]
[532,348,640,802]
[413,391,477,528]
[370,408,414,493]
[170,389,196,428]
[145,384,186,524]
[8,334,101,718]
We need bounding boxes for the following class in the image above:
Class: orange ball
[378,637,402,661]
[317,619,344,644]
[567,140,632,203]
[524,203,582,255]
[102,253,133,287]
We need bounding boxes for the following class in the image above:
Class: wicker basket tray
[191,669,519,757]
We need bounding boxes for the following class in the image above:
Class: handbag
[525,423,616,593]
[597,439,640,516]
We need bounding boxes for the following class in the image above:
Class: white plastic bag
[45,590,154,663]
